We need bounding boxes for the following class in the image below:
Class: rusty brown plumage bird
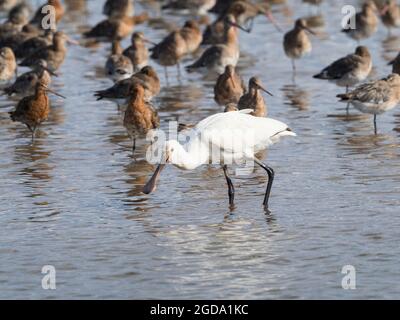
[123,83,160,153]
[238,77,273,117]
[9,81,65,141]
[214,64,246,106]
[30,0,65,26]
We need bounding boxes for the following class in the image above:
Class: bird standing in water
[9,81,66,141]
[238,77,273,117]
[95,66,160,106]
[143,110,296,210]
[4,59,56,97]
[0,47,17,87]
[123,32,152,72]
[214,64,246,106]
[283,19,315,76]
[313,46,372,92]
[381,0,400,36]
[186,14,247,75]
[179,20,203,55]
[342,1,378,42]
[337,74,400,134]
[20,31,75,72]
[123,83,160,154]
[105,40,134,82]
[150,20,199,81]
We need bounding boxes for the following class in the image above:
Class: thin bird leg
[132,137,136,154]
[254,159,275,210]
[374,115,377,135]
[30,125,37,142]
[176,62,182,81]
[223,165,235,207]
[291,59,297,83]
[164,67,169,86]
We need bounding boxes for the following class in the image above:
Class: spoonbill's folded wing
[192,111,295,155]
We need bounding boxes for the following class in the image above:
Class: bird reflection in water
[281,83,310,111]
[158,84,204,112]
[13,138,53,193]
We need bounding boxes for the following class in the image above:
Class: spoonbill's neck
[168,139,210,170]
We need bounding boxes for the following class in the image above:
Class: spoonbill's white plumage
[143,110,296,210]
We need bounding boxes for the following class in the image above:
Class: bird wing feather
[319,54,361,79]
[349,80,392,103]
[190,112,291,154]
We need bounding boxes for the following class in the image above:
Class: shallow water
[1,0,400,299]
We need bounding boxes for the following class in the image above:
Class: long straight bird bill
[265,10,283,33]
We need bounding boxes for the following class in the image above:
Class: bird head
[249,77,273,96]
[295,19,315,35]
[224,14,249,33]
[142,140,183,195]
[183,20,200,31]
[0,47,15,61]
[36,59,58,77]
[355,46,370,58]
[363,1,378,14]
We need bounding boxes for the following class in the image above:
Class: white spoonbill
[143,110,296,210]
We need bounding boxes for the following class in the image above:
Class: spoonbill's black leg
[223,165,235,207]
[374,115,377,135]
[255,160,275,209]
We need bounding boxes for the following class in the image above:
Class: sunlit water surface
[1,0,400,299]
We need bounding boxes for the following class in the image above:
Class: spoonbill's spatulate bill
[143,110,296,210]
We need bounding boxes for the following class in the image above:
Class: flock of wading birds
[1,0,400,210]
